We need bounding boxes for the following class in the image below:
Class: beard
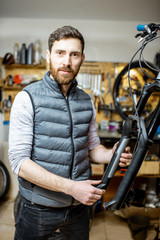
[50,62,81,86]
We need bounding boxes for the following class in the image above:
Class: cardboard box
[91,163,105,176]
[138,161,160,176]
[115,205,160,219]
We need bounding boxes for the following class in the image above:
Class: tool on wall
[77,71,104,105]
[106,72,114,96]
[77,69,120,121]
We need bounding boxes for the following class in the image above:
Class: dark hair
[48,26,85,54]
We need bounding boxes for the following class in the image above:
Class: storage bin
[3,121,9,141]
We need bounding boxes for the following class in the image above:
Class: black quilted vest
[18,71,93,207]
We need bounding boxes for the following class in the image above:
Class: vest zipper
[65,97,75,179]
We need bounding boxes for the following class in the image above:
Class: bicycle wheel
[113,61,159,121]
[0,161,10,200]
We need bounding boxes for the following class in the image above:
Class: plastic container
[34,40,41,64]
[100,120,108,130]
[3,121,10,141]
[27,43,33,65]
[13,43,20,64]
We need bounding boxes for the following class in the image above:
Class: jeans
[14,198,90,240]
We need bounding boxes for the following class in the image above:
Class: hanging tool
[106,72,114,96]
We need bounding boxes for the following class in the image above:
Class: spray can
[20,43,27,65]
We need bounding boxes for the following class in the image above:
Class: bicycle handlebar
[137,24,151,32]
[135,23,160,42]
[137,23,160,32]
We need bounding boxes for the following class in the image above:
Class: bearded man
[9,26,132,240]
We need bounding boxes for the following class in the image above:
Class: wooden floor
[0,198,158,240]
[89,210,133,240]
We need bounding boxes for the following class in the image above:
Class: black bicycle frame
[97,79,160,211]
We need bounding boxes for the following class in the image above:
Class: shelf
[4,63,46,69]
[0,84,23,90]
[98,129,160,143]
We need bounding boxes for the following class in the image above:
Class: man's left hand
[113,142,132,167]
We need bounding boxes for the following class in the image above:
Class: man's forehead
[51,38,82,51]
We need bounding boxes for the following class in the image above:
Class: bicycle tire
[113,60,159,120]
[0,161,10,200]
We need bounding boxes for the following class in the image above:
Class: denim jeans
[14,198,90,240]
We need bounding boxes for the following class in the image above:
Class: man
[9,26,132,240]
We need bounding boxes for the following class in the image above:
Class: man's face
[46,38,85,85]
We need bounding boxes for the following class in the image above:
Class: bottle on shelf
[13,43,20,64]
[20,43,27,65]
[34,40,42,64]
[27,43,34,65]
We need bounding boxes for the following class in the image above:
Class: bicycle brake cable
[127,44,144,118]
[127,32,153,141]
[141,51,160,73]
[139,35,160,80]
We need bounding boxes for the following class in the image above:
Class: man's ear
[46,50,50,64]
[81,53,85,65]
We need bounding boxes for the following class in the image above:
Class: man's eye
[72,53,79,57]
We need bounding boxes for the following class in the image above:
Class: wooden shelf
[4,62,46,69]
[0,84,23,90]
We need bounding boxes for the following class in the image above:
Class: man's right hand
[69,180,105,206]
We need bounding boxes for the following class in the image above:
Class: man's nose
[63,55,71,66]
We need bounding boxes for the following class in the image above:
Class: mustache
[58,67,73,72]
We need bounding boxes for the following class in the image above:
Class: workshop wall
[0,18,159,63]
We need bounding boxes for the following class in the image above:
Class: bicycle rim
[113,60,159,121]
[0,161,10,200]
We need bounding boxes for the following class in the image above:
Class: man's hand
[70,180,105,206]
[112,142,132,167]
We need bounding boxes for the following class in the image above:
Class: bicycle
[0,160,10,201]
[97,23,160,211]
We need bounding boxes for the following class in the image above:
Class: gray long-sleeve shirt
[9,91,100,175]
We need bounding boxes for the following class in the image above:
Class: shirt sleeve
[8,91,34,175]
[88,100,100,150]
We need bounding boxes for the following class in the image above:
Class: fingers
[121,152,132,160]
[87,197,101,205]
[112,141,119,154]
[85,186,105,206]
[120,152,132,167]
[115,141,119,147]
[125,146,131,153]
[121,146,132,161]
[88,180,106,195]
[119,144,132,167]
[89,179,102,185]
[85,193,102,205]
